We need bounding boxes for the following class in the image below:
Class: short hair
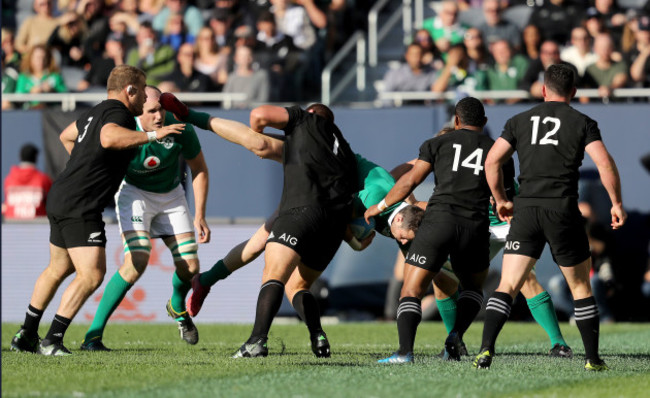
[544,64,576,97]
[454,97,486,127]
[20,143,39,163]
[107,65,146,93]
[306,103,334,124]
[397,205,425,233]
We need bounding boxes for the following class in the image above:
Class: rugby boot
[444,331,463,361]
[473,349,493,369]
[10,328,40,353]
[80,338,112,352]
[310,331,331,358]
[585,359,609,371]
[187,274,211,317]
[232,337,269,358]
[166,299,199,345]
[377,351,414,364]
[548,343,573,358]
[37,339,72,356]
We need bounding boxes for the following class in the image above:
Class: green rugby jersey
[354,154,403,237]
[488,180,519,226]
[125,112,201,193]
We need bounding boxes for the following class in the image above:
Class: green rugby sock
[84,272,132,343]
[436,291,459,334]
[171,271,191,320]
[199,259,231,287]
[527,291,567,347]
[187,109,211,131]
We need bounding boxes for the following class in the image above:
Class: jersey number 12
[452,144,484,175]
[530,116,560,146]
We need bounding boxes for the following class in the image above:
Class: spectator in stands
[413,29,444,71]
[526,0,585,45]
[475,39,528,103]
[561,26,598,78]
[422,0,467,60]
[381,43,437,95]
[2,143,52,220]
[270,0,325,51]
[194,26,229,90]
[107,13,138,55]
[521,24,541,61]
[478,0,521,51]
[46,12,88,68]
[153,0,205,37]
[255,11,304,101]
[584,33,628,101]
[592,0,627,50]
[160,42,212,93]
[464,27,490,76]
[15,44,67,108]
[432,43,472,94]
[77,35,124,91]
[109,0,143,36]
[627,14,650,88]
[14,0,59,55]
[2,29,21,71]
[2,54,19,110]
[584,7,607,42]
[520,40,563,99]
[126,22,176,86]
[160,13,196,52]
[209,8,235,48]
[140,0,166,20]
[78,0,111,63]
[223,45,270,108]
[621,9,641,55]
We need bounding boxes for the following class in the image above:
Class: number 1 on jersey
[530,116,560,146]
[452,144,484,175]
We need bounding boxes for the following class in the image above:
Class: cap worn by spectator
[586,7,599,19]
[20,143,39,164]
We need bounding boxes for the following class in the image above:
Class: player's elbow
[249,107,267,131]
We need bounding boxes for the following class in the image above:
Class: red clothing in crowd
[3,164,53,219]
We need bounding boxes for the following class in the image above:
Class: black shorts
[267,205,350,272]
[405,212,490,275]
[504,205,590,266]
[48,214,107,248]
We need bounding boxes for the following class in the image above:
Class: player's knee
[123,231,152,260]
[84,268,106,290]
[168,237,198,262]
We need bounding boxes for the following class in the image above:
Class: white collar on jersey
[387,202,409,226]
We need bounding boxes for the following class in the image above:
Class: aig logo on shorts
[143,156,161,170]
[268,231,298,246]
[504,240,520,250]
[406,252,427,265]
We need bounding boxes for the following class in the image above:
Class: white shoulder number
[77,116,94,143]
[530,116,560,146]
[452,143,484,176]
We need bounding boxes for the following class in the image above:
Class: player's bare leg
[560,258,606,370]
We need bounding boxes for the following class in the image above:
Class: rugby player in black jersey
[365,97,515,364]
[231,103,358,358]
[10,65,185,356]
[475,64,626,371]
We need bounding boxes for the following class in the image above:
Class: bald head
[139,86,165,131]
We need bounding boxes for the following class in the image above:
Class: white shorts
[489,223,510,260]
[115,181,193,238]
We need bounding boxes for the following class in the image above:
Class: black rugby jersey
[501,101,601,203]
[278,106,357,212]
[47,99,137,217]
[419,128,514,220]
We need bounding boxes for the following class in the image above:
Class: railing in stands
[3,92,247,111]
[321,31,366,106]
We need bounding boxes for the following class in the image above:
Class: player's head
[19,143,39,164]
[306,103,334,124]
[107,64,147,115]
[138,86,166,131]
[454,97,486,129]
[390,205,425,245]
[543,64,576,100]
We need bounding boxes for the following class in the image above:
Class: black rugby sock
[452,289,484,339]
[44,314,72,344]
[22,304,44,337]
[396,297,422,355]
[292,290,323,336]
[247,280,285,343]
[480,292,513,352]
[574,296,601,362]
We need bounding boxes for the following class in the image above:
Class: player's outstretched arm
[186,151,211,243]
[250,105,289,132]
[100,123,184,150]
[485,137,515,222]
[365,159,431,223]
[585,140,626,229]
[59,121,79,155]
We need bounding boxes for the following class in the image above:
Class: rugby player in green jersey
[80,86,209,350]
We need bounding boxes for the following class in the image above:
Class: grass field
[2,321,649,398]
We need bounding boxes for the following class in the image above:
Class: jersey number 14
[452,144,484,176]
